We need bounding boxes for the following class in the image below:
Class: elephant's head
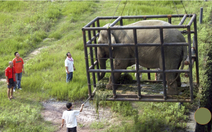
[97,26,116,80]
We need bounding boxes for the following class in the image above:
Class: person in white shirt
[65,52,76,83]
[61,103,84,132]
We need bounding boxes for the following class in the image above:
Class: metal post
[133,29,141,98]
[120,18,123,26]
[187,26,194,101]
[168,17,171,24]
[88,30,96,87]
[92,22,100,81]
[199,7,203,24]
[108,29,116,98]
[82,30,92,98]
[160,28,167,100]
[96,19,101,79]
[97,19,100,34]
[147,68,151,80]
[193,16,199,85]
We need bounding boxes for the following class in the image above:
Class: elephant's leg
[106,72,121,90]
[176,75,181,87]
[166,73,179,95]
[162,54,182,95]
[106,58,129,90]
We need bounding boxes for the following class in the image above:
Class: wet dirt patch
[0,79,6,82]
[41,99,114,132]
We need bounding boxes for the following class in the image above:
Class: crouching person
[61,103,84,132]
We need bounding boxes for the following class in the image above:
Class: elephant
[97,20,187,95]
[131,64,143,81]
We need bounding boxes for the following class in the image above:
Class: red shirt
[13,57,24,73]
[5,66,16,81]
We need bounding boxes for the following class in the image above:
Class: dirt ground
[41,99,114,132]
[41,98,197,132]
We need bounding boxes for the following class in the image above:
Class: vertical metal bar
[97,19,100,33]
[83,30,92,98]
[108,29,116,98]
[120,18,123,26]
[160,28,167,100]
[96,19,101,80]
[133,29,141,98]
[147,68,151,80]
[168,17,171,24]
[193,16,199,86]
[187,26,194,101]
[199,7,203,24]
[88,30,96,87]
[92,22,100,81]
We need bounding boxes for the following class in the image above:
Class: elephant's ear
[111,34,116,50]
[111,34,116,44]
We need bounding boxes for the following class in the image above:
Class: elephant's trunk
[98,58,107,81]
[97,47,108,80]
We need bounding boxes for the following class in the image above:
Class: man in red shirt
[5,61,16,100]
[13,52,24,91]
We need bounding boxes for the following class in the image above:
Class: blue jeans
[14,72,22,90]
[66,72,73,83]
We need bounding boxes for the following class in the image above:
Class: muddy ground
[41,98,197,132]
[41,99,114,132]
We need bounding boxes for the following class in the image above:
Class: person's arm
[22,64,25,73]
[5,76,9,85]
[5,69,9,85]
[65,67,69,74]
[73,64,76,71]
[14,73,16,83]
[61,119,65,128]
[22,59,25,73]
[13,68,16,83]
[65,60,69,74]
[80,104,84,112]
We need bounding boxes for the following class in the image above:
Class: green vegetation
[0,1,211,132]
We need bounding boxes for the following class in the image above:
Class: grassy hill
[0,1,212,132]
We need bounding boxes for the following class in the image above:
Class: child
[5,61,16,100]
[61,103,84,132]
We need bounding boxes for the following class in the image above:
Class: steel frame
[82,14,199,102]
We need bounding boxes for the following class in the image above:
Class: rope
[121,0,127,16]
[169,60,185,86]
[172,0,180,19]
[83,87,97,104]
[108,0,122,27]
[181,0,191,25]
[173,0,179,15]
[83,96,91,104]
[181,0,188,14]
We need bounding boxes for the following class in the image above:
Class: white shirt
[62,110,80,128]
[65,58,74,73]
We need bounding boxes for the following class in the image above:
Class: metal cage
[82,14,199,102]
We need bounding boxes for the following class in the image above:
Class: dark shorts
[7,78,15,88]
[67,127,77,132]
